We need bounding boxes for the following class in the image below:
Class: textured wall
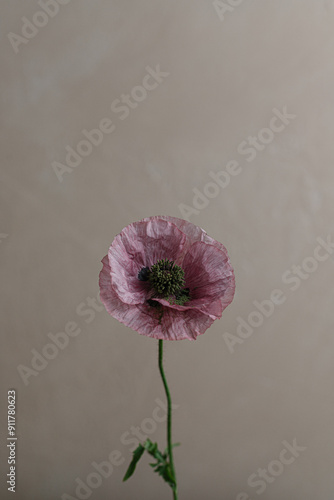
[1,1,334,499]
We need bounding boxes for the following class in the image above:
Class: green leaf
[142,439,176,487]
[122,444,145,482]
[150,460,175,486]
[143,439,165,462]
[123,439,180,488]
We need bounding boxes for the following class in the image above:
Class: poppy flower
[99,215,235,340]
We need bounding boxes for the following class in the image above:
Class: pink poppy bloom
[99,216,235,340]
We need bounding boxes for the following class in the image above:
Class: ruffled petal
[148,306,215,340]
[99,256,156,331]
[142,215,226,253]
[152,296,223,321]
[181,241,235,313]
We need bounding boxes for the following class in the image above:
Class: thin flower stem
[158,340,178,500]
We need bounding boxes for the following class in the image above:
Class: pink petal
[142,215,226,253]
[149,306,215,340]
[152,296,223,321]
[182,241,235,313]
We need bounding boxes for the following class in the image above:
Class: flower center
[149,259,185,297]
[138,259,190,306]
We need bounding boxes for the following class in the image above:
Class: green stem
[158,340,178,500]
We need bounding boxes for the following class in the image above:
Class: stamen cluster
[149,259,185,297]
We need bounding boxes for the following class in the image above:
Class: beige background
[1,1,334,499]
